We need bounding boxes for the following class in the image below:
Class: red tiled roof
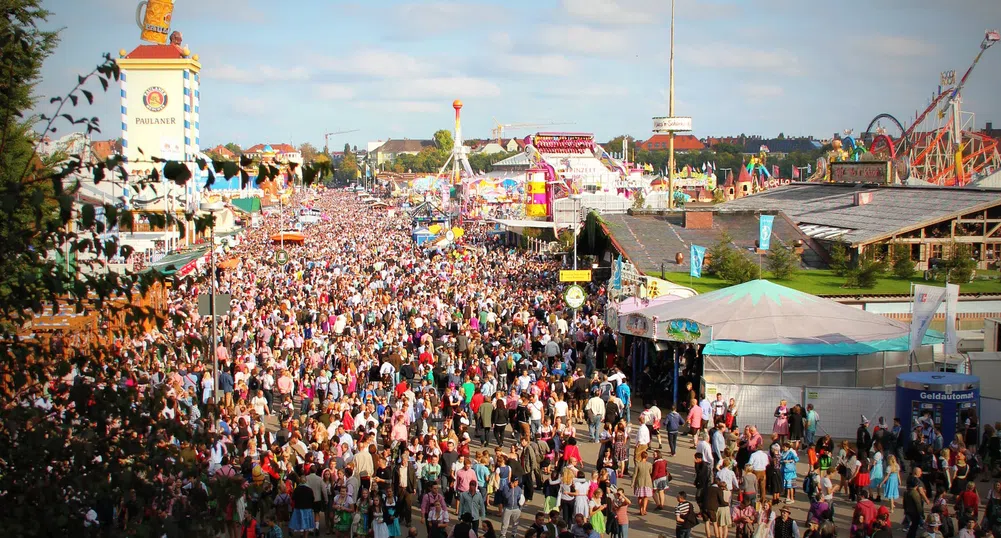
[207,145,236,159]
[246,143,297,154]
[90,140,119,161]
[638,134,704,152]
[124,44,186,60]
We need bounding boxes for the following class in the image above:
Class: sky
[35,0,1001,150]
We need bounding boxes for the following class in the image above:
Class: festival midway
[3,1,1001,538]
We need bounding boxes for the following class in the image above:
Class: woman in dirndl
[290,479,317,535]
[772,400,789,443]
[332,485,353,538]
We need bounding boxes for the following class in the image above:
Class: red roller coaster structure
[863,30,1000,186]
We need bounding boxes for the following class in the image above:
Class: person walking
[632,450,654,515]
[500,476,524,538]
[675,491,698,538]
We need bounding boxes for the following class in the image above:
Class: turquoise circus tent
[626,279,943,357]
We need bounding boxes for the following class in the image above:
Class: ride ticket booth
[895,372,980,447]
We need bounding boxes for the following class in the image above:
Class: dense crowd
[38,186,1001,538]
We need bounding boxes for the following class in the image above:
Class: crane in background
[323,129,360,153]
[491,119,574,144]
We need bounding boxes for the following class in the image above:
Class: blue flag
[690,244,706,278]
[613,255,623,290]
[759,215,774,250]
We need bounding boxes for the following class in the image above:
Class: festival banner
[613,255,623,291]
[690,244,706,278]
[910,284,947,353]
[772,165,780,177]
[758,215,774,250]
[944,283,960,354]
[792,166,800,179]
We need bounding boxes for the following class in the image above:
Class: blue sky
[36,0,1001,150]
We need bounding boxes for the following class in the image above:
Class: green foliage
[433,129,453,151]
[631,189,646,209]
[844,250,888,289]
[943,242,977,283]
[765,245,800,280]
[707,232,760,284]
[223,142,242,156]
[336,147,359,182]
[829,243,850,276]
[298,141,319,163]
[711,188,725,204]
[891,243,916,279]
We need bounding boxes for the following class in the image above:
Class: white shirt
[716,467,739,491]
[554,400,569,418]
[749,450,769,471]
[637,424,651,446]
[530,401,544,421]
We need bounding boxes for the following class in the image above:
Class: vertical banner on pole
[613,255,623,292]
[944,283,960,354]
[758,215,774,250]
[690,244,706,278]
[910,284,947,353]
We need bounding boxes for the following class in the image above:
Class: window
[930,244,944,260]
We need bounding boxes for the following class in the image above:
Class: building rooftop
[123,44,187,60]
[638,134,705,152]
[602,211,827,274]
[717,183,1001,246]
[375,139,434,154]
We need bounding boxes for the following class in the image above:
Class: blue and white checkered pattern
[182,69,192,160]
[192,72,200,152]
[120,71,128,154]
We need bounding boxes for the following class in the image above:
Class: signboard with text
[829,161,892,184]
[652,116,693,132]
[559,270,592,282]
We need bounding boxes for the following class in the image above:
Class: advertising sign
[829,161,892,184]
[662,318,713,344]
[559,270,592,282]
[563,284,587,309]
[758,215,774,250]
[621,313,653,338]
[652,116,693,132]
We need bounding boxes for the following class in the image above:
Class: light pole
[200,201,224,404]
[667,0,676,209]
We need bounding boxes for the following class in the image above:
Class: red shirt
[652,458,668,480]
[470,393,485,413]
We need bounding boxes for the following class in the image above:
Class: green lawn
[660,269,1001,296]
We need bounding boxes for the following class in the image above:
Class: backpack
[803,471,819,500]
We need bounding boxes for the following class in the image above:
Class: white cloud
[863,35,938,58]
[228,96,271,117]
[314,84,356,100]
[561,0,739,25]
[390,2,509,35]
[213,64,311,84]
[538,25,632,56]
[355,101,444,114]
[495,54,577,76]
[537,84,630,99]
[311,50,436,79]
[561,0,652,25]
[682,43,802,75]
[382,77,501,100]
[740,83,785,100]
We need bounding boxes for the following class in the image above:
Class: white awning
[489,219,561,229]
[798,223,852,240]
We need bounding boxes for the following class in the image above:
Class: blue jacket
[616,383,631,404]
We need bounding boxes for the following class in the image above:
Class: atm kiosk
[895,372,980,447]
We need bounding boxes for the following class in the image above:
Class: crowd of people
[41,186,1001,538]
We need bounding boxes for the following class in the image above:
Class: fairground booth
[620,279,944,439]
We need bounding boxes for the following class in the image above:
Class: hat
[780,507,791,514]
[928,514,942,527]
[861,415,869,425]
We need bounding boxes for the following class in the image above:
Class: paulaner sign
[829,161,892,184]
[919,391,976,401]
[135,117,177,125]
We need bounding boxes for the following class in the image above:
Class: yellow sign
[559,270,592,282]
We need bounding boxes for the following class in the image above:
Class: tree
[433,129,453,152]
[631,189,646,210]
[336,149,359,182]
[829,243,850,276]
[765,245,800,280]
[845,251,888,289]
[707,232,760,284]
[223,142,242,156]
[891,243,916,279]
[298,142,319,163]
[943,242,977,283]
